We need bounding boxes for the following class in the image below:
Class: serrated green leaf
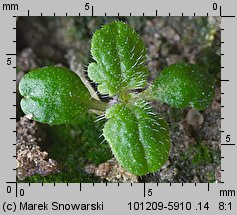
[145,63,214,110]
[88,21,148,96]
[103,100,170,175]
[19,66,93,124]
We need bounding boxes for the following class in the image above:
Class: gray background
[0,0,236,214]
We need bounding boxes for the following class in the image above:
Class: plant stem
[130,86,155,102]
[88,99,109,112]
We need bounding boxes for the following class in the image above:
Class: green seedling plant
[19,21,214,176]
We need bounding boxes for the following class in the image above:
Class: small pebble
[186,109,204,127]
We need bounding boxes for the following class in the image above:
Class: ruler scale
[0,0,236,214]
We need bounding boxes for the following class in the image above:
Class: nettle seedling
[19,21,214,176]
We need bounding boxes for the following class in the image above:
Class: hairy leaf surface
[103,100,170,175]
[88,21,148,96]
[146,63,214,110]
[19,66,92,124]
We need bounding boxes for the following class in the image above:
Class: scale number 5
[7,58,11,65]
[226,135,231,143]
[147,189,152,196]
[85,3,90,10]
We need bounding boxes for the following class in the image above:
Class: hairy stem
[87,99,109,112]
[130,85,156,102]
[66,50,100,100]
